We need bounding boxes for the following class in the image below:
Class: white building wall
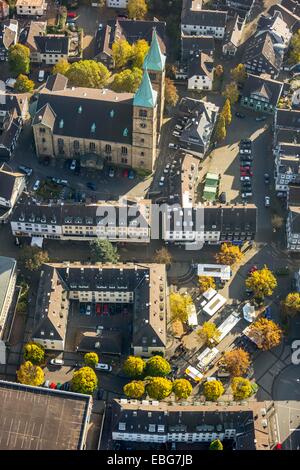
[33,337,64,350]
[106,0,128,7]
[16,1,47,16]
[188,74,213,91]
[181,24,225,39]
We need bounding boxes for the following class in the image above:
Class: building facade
[106,0,128,7]
[286,206,300,251]
[0,163,25,222]
[181,1,227,39]
[187,52,214,91]
[16,0,47,16]
[0,256,17,344]
[25,22,70,65]
[241,74,283,114]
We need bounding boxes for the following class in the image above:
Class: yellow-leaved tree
[170,292,193,323]
[215,243,243,266]
[245,266,277,299]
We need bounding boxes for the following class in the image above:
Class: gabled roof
[143,29,166,72]
[188,52,214,80]
[33,103,56,129]
[133,70,157,108]
[34,35,69,54]
[243,32,282,72]
[45,73,68,92]
[0,163,24,201]
[243,73,283,106]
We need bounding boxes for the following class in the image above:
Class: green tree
[124,380,145,399]
[71,366,98,395]
[123,356,146,377]
[215,243,243,266]
[170,292,193,323]
[146,377,173,400]
[248,318,282,351]
[223,81,239,104]
[110,67,142,93]
[128,0,147,19]
[153,247,172,266]
[245,266,277,299]
[231,377,254,400]
[52,59,70,76]
[84,352,99,367]
[198,322,220,346]
[66,60,110,88]
[112,39,133,69]
[198,276,216,294]
[14,74,34,92]
[282,292,300,317]
[17,361,44,386]
[289,29,300,64]
[90,239,120,263]
[230,63,247,83]
[173,379,192,399]
[24,342,45,365]
[165,77,179,108]
[203,379,224,401]
[215,65,224,78]
[8,44,30,76]
[214,114,226,142]
[221,98,232,126]
[131,39,150,68]
[19,246,49,271]
[209,439,223,450]
[145,355,171,377]
[221,348,250,377]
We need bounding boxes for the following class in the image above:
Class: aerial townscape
[1,0,300,455]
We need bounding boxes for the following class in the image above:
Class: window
[149,72,156,81]
[39,127,45,133]
[90,142,96,151]
[73,140,80,149]
[141,151,144,156]
[139,109,147,118]
[58,138,64,147]
[140,138,144,143]
[105,144,111,153]
[140,123,147,129]
[121,146,128,155]
[42,138,46,143]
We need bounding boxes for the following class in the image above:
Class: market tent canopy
[31,237,43,248]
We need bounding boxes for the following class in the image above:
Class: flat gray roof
[0,380,91,450]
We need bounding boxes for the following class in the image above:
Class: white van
[95,363,112,372]
[50,358,64,366]
[38,70,45,82]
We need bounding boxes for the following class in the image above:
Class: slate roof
[276,108,300,130]
[288,206,300,233]
[242,73,283,106]
[281,0,300,17]
[76,330,122,355]
[243,32,282,73]
[268,3,300,30]
[110,18,166,53]
[34,35,69,54]
[188,52,213,80]
[45,73,68,92]
[0,163,24,201]
[288,183,300,205]
[33,81,134,144]
[25,21,47,52]
[181,1,227,27]
[0,19,17,51]
[181,34,215,60]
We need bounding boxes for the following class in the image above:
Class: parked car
[18,165,32,176]
[264,173,270,184]
[219,192,226,203]
[265,196,270,207]
[239,148,252,154]
[67,11,77,18]
[70,159,76,170]
[240,161,252,167]
[86,304,91,315]
[122,168,128,178]
[108,167,115,178]
[95,363,112,372]
[175,124,184,131]
[248,265,258,275]
[240,154,253,161]
[164,164,170,174]
[235,112,246,118]
[240,139,252,147]
[159,176,165,186]
[44,380,50,388]
[241,170,253,177]
[50,382,57,389]
[172,130,181,137]
[241,192,253,198]
[38,70,45,82]
[96,303,101,315]
[33,180,40,191]
[128,170,135,179]
[264,306,272,319]
[80,303,86,314]
[240,176,251,181]
[103,304,109,315]
[50,358,64,366]
[5,78,16,89]
[97,388,104,400]
[168,143,179,150]
[256,116,267,122]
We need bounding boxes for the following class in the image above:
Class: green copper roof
[143,29,166,72]
[133,70,157,108]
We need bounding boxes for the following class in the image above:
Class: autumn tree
[165,77,179,108]
[145,355,171,377]
[230,63,247,83]
[8,44,30,76]
[124,380,145,399]
[223,81,239,104]
[84,352,99,367]
[66,60,110,88]
[24,342,45,365]
[282,292,300,317]
[203,379,224,401]
[131,39,150,68]
[123,356,146,378]
[198,276,216,294]
[245,266,277,299]
[14,74,34,92]
[215,64,224,78]
[17,361,44,386]
[248,318,283,351]
[170,292,193,323]
[209,439,223,450]
[214,114,226,142]
[198,322,220,346]
[19,246,49,271]
[154,247,172,266]
[128,0,147,20]
[110,67,142,93]
[112,39,133,69]
[222,348,250,377]
[146,377,173,400]
[52,59,70,76]
[173,379,193,399]
[221,98,232,126]
[71,366,98,395]
[90,239,120,263]
[231,377,255,400]
[215,243,243,266]
[289,29,300,64]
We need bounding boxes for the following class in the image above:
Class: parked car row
[239,139,253,199]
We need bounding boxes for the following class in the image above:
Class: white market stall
[185,365,203,382]
[196,347,220,372]
[187,303,198,328]
[202,288,217,301]
[203,293,227,316]
[197,264,231,281]
[216,313,241,343]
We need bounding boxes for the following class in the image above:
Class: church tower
[132,70,158,172]
[143,29,166,134]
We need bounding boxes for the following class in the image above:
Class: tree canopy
[222,81,239,104]
[110,67,142,93]
[90,239,120,263]
[124,380,145,399]
[84,352,99,367]
[154,247,172,265]
[221,98,232,126]
[24,342,45,365]
[289,29,300,64]
[19,246,49,271]
[112,39,133,69]
[215,243,243,266]
[222,348,250,377]
[165,77,179,108]
[131,39,150,68]
[245,266,277,299]
[52,59,70,76]
[248,318,282,351]
[17,361,44,386]
[203,379,224,401]
[8,44,30,76]
[170,292,193,323]
[128,0,148,19]
[231,377,254,400]
[145,355,171,377]
[230,63,247,83]
[282,292,300,317]
[146,377,173,400]
[123,356,146,378]
[198,276,216,294]
[197,322,220,346]
[214,114,226,142]
[71,366,98,395]
[172,379,192,399]
[215,65,224,78]
[209,439,223,450]
[66,60,110,88]
[14,74,34,93]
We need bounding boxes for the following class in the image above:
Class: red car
[248,265,258,275]
[240,166,251,172]
[67,11,77,18]
[50,382,57,389]
[241,170,253,177]
[96,303,101,315]
[122,169,128,178]
[103,304,108,315]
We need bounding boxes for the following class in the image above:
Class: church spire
[133,70,158,108]
[143,29,166,72]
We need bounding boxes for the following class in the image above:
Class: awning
[243,303,256,322]
[31,237,43,248]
